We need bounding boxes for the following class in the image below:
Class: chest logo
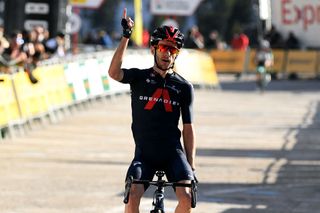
[144,88,173,112]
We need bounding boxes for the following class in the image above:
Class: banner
[210,50,246,73]
[35,65,72,107]
[286,50,318,74]
[12,71,47,118]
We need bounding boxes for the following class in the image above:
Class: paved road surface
[1,77,320,213]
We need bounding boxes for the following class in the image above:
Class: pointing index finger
[123,8,127,19]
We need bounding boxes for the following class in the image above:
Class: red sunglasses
[157,44,180,55]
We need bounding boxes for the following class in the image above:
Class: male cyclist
[108,9,196,213]
[255,39,273,92]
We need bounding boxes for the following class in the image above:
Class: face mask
[16,37,24,45]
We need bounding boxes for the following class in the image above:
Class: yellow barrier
[3,49,319,136]
[247,49,257,73]
[286,50,318,75]
[0,74,20,126]
[175,49,219,87]
[35,65,73,108]
[12,70,48,118]
[318,52,320,76]
[247,49,286,73]
[272,50,287,73]
[1,65,73,129]
[210,49,320,78]
[210,50,246,73]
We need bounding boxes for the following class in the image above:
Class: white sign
[69,0,104,9]
[24,20,48,31]
[150,0,203,16]
[25,3,49,14]
[271,0,320,47]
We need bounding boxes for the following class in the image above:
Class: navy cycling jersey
[120,67,194,157]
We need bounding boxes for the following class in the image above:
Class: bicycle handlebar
[132,179,192,188]
[123,171,197,208]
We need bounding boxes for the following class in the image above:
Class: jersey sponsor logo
[140,88,179,112]
[146,78,157,84]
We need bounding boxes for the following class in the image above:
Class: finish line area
[1,83,320,213]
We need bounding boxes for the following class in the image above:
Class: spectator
[23,41,39,84]
[1,31,38,83]
[34,26,46,44]
[83,31,97,45]
[184,25,205,49]
[285,31,300,49]
[265,25,284,49]
[206,30,220,49]
[142,28,150,47]
[24,29,48,61]
[54,32,66,57]
[42,29,50,46]
[0,26,70,78]
[0,28,10,73]
[97,30,113,48]
[0,26,9,49]
[231,31,249,50]
[45,32,66,57]
[2,31,28,67]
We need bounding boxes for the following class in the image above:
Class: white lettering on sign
[25,3,50,14]
[271,0,320,48]
[150,0,202,16]
[24,20,48,31]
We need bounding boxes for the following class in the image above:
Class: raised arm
[108,8,134,81]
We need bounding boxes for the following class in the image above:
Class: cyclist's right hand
[193,170,199,183]
[121,8,134,38]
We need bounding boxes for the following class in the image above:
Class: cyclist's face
[154,40,179,70]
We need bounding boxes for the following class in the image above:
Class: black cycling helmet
[150,25,184,49]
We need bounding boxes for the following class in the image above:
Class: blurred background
[1,0,316,52]
[1,2,320,212]
[1,0,320,129]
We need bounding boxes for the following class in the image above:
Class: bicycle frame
[256,65,271,92]
[123,171,197,213]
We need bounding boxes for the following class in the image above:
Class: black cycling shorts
[125,148,194,189]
